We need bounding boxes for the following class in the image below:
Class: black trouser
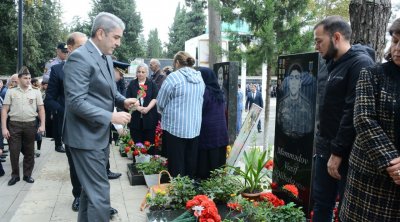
[163,130,198,178]
[54,111,63,147]
[65,145,82,198]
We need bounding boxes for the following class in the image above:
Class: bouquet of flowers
[132,141,152,156]
[172,195,221,222]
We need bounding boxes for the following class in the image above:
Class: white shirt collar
[89,39,103,56]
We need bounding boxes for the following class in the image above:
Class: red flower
[270,182,278,190]
[140,148,147,154]
[144,141,151,147]
[186,195,221,222]
[124,146,131,154]
[140,84,148,90]
[227,202,242,212]
[260,192,285,207]
[133,150,140,156]
[264,159,273,170]
[283,184,299,197]
[128,139,134,146]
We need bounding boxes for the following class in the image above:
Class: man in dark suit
[245,84,263,132]
[63,12,138,221]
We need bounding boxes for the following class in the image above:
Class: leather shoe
[55,146,66,153]
[1,154,8,157]
[107,171,121,180]
[1,150,8,153]
[72,197,80,212]
[110,207,118,218]
[0,159,5,162]
[8,177,20,186]
[23,176,35,183]
[0,169,5,177]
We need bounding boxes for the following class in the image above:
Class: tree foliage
[146,29,163,58]
[0,0,65,76]
[166,1,206,58]
[89,0,145,61]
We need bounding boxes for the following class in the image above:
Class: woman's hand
[386,157,400,185]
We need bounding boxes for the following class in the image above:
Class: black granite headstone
[272,52,319,218]
[213,62,239,144]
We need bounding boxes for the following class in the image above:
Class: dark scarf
[198,67,225,103]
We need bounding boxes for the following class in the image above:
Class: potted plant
[118,134,133,157]
[136,155,168,187]
[230,147,269,200]
[133,141,152,163]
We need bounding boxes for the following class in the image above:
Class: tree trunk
[263,63,272,150]
[208,0,221,68]
[349,0,391,62]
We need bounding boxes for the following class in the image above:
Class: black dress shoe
[1,159,5,162]
[0,169,5,177]
[55,146,66,153]
[23,176,35,183]
[2,150,8,153]
[110,207,118,218]
[72,197,80,212]
[107,171,122,180]
[8,177,20,186]
[1,154,8,157]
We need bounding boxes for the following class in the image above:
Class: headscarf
[198,67,225,103]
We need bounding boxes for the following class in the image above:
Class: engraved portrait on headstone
[277,64,314,138]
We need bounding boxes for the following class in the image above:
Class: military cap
[57,42,68,53]
[113,61,130,75]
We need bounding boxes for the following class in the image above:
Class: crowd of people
[0,11,399,222]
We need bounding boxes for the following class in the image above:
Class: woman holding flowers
[196,67,228,180]
[157,51,205,178]
[340,18,400,221]
[126,63,158,149]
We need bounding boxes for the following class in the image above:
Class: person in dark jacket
[245,84,263,132]
[312,16,375,222]
[126,63,159,148]
[196,67,229,180]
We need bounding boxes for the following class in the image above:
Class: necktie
[102,55,111,74]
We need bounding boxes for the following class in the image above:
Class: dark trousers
[130,119,156,144]
[312,154,348,222]
[65,145,82,198]
[163,130,198,178]
[70,146,110,222]
[196,146,226,180]
[8,121,36,177]
[54,112,63,147]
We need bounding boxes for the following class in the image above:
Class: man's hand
[327,154,342,180]
[386,157,400,185]
[2,128,10,140]
[124,98,139,110]
[38,125,45,136]
[111,112,131,125]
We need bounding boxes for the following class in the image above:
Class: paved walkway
[0,139,148,222]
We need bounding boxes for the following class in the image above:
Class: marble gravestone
[272,52,320,218]
[213,62,239,144]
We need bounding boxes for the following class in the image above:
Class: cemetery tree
[90,0,144,61]
[0,0,17,74]
[349,0,391,62]
[146,29,163,58]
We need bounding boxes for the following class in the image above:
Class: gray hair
[91,12,125,38]
[67,32,87,46]
[150,59,161,67]
[136,63,149,74]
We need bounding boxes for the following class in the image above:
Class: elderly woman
[339,18,400,221]
[157,51,205,178]
[126,63,158,147]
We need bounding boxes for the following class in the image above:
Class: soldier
[43,43,69,81]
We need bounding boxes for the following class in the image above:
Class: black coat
[45,62,65,113]
[245,91,263,110]
[126,78,158,130]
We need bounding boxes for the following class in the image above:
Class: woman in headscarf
[196,67,229,180]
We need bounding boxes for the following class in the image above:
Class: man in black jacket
[312,16,375,222]
[245,84,263,132]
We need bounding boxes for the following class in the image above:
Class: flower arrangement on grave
[171,195,221,222]
[136,155,168,175]
[131,141,153,157]
[155,121,163,149]
[224,184,305,222]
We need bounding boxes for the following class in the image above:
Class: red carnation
[124,146,130,153]
[283,184,299,197]
[264,159,273,170]
[260,192,285,207]
[227,202,242,211]
[133,150,140,156]
[128,139,134,146]
[144,141,151,147]
[140,148,147,154]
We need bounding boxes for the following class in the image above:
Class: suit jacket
[45,62,65,113]
[245,91,263,110]
[63,41,125,150]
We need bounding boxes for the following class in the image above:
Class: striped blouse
[157,67,205,139]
